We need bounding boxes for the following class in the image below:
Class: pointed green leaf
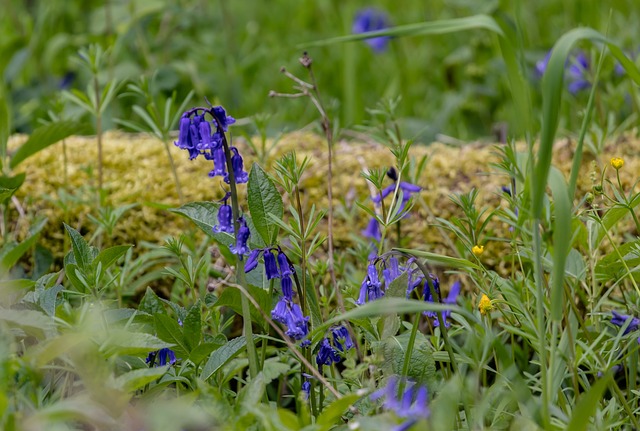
[183,303,202,352]
[0,173,25,204]
[63,224,92,272]
[11,121,87,168]
[201,336,252,381]
[247,163,283,245]
[154,314,188,358]
[114,366,170,392]
[138,287,166,315]
[93,245,132,272]
[566,372,612,431]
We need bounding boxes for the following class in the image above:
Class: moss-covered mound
[9,130,640,269]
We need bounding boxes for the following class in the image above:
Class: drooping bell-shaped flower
[352,8,391,53]
[175,115,192,150]
[356,263,384,305]
[316,337,340,367]
[198,120,213,151]
[230,217,250,258]
[225,147,249,184]
[281,274,294,300]
[212,203,233,234]
[146,347,177,367]
[264,250,281,280]
[331,326,354,352]
[244,248,262,273]
[209,146,227,178]
[371,377,430,429]
[285,302,309,341]
[362,217,381,242]
[278,251,294,277]
[212,106,236,132]
[611,311,640,334]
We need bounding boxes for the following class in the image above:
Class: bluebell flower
[230,217,250,258]
[281,274,294,300]
[212,106,236,132]
[176,115,192,150]
[284,302,310,341]
[373,181,422,214]
[424,280,460,327]
[271,297,289,324]
[371,376,430,429]
[316,337,341,367]
[146,348,177,367]
[302,379,311,400]
[406,270,423,299]
[352,8,391,53]
[209,146,227,178]
[535,50,551,78]
[212,194,234,234]
[244,248,261,273]
[611,311,640,334]
[263,250,281,280]
[278,251,294,277]
[362,217,382,242]
[567,52,590,94]
[383,256,401,286]
[331,325,354,352]
[225,147,249,184]
[357,263,384,305]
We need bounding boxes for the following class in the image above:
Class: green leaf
[0,308,55,339]
[0,229,39,275]
[64,263,88,292]
[102,331,171,356]
[92,245,132,272]
[215,284,270,330]
[247,163,284,245]
[114,367,170,392]
[183,303,202,352]
[63,224,92,272]
[154,314,188,358]
[566,372,612,431]
[0,173,25,204]
[39,284,63,317]
[393,248,481,270]
[549,168,572,321]
[189,342,221,365]
[381,332,436,386]
[201,336,252,381]
[316,394,362,430]
[302,14,503,48]
[10,121,87,169]
[138,287,166,315]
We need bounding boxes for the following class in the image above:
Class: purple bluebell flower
[535,50,551,78]
[225,147,249,184]
[302,379,311,400]
[271,297,289,324]
[352,8,391,53]
[567,52,590,94]
[230,217,250,258]
[362,217,382,242]
[373,181,422,214]
[424,280,460,327]
[212,194,234,234]
[331,326,354,352]
[611,311,640,334]
[383,256,401,286]
[406,270,423,299]
[176,115,192,150]
[198,120,213,150]
[209,146,227,178]
[244,248,262,273]
[281,274,294,299]
[356,263,384,305]
[146,348,177,367]
[212,106,236,132]
[284,302,309,341]
[278,251,293,277]
[263,250,281,280]
[316,337,341,367]
[372,376,430,429]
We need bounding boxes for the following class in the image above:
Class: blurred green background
[2,0,639,142]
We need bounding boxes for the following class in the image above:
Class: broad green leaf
[393,248,481,270]
[261,358,290,385]
[201,336,251,381]
[238,373,265,414]
[64,263,88,292]
[154,314,188,358]
[316,394,362,429]
[247,163,283,245]
[39,284,63,317]
[0,308,55,339]
[114,367,170,392]
[102,331,170,356]
[189,342,221,365]
[566,372,612,431]
[93,245,132,272]
[10,121,88,168]
[381,331,436,386]
[386,272,410,298]
[0,173,25,204]
[138,287,166,316]
[183,302,202,352]
[593,194,640,248]
[215,284,270,330]
[63,224,92,272]
[549,168,572,321]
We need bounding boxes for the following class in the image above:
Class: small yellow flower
[472,245,484,256]
[478,294,493,316]
[610,157,624,170]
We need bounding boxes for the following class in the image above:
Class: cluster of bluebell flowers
[371,376,430,431]
[352,8,392,53]
[245,247,311,344]
[316,325,355,368]
[175,105,248,184]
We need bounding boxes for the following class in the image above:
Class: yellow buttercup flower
[610,157,624,170]
[478,294,493,316]
[472,245,484,256]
